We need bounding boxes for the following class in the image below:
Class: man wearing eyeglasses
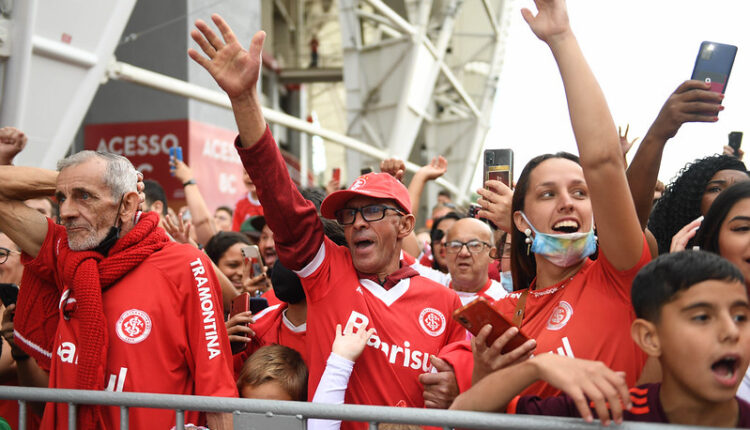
[189,15,465,424]
[444,218,508,306]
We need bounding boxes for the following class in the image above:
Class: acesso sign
[95,134,180,156]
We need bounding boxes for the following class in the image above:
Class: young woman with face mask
[485,0,651,398]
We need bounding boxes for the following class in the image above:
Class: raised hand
[380,158,406,182]
[162,213,196,247]
[476,180,513,233]
[647,80,723,141]
[417,156,448,180]
[0,127,27,165]
[332,323,375,362]
[521,0,571,44]
[670,216,703,253]
[618,124,639,158]
[189,15,265,101]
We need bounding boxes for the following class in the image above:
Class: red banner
[84,120,244,212]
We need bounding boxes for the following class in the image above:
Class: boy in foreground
[451,250,750,427]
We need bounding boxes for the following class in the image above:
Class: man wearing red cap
[189,15,465,423]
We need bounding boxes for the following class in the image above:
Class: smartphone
[691,41,737,94]
[168,146,183,176]
[241,245,264,278]
[360,167,373,175]
[250,297,269,314]
[453,297,529,353]
[0,283,18,307]
[332,167,341,182]
[483,149,513,189]
[229,293,250,354]
[729,132,743,158]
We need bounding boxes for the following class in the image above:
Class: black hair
[300,186,327,212]
[648,154,746,255]
[510,152,581,291]
[215,205,233,217]
[143,179,168,216]
[438,189,452,199]
[696,181,750,255]
[631,250,744,322]
[204,231,251,264]
[429,212,464,270]
[321,218,347,246]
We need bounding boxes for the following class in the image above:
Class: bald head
[445,218,495,292]
[446,218,493,244]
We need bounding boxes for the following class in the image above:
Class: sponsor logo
[191,258,222,360]
[419,308,446,337]
[105,367,128,392]
[546,301,573,331]
[345,311,433,372]
[116,309,152,344]
[57,341,77,364]
[350,177,367,190]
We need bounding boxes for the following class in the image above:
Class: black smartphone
[691,41,737,94]
[0,283,19,307]
[360,167,373,175]
[729,132,743,158]
[250,297,269,314]
[483,149,513,188]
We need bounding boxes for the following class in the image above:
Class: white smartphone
[241,245,264,278]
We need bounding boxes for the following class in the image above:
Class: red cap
[321,173,412,219]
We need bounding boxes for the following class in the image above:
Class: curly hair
[648,154,746,255]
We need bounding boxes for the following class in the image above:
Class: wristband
[183,179,197,187]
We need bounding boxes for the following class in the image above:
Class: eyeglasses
[445,240,491,254]
[0,247,19,264]
[335,204,404,225]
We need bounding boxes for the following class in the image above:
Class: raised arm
[190,15,322,271]
[627,80,722,228]
[171,158,217,245]
[523,0,640,269]
[0,166,56,258]
[408,156,448,220]
[189,16,266,149]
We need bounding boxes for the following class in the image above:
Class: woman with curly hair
[648,154,747,255]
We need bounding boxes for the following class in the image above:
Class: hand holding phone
[691,41,737,94]
[332,167,341,183]
[169,146,183,176]
[453,297,529,353]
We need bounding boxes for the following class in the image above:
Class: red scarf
[15,212,170,429]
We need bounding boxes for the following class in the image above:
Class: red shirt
[494,237,651,397]
[236,127,465,429]
[25,222,237,429]
[232,303,308,377]
[231,194,264,232]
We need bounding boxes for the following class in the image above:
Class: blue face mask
[520,212,597,268]
[500,271,513,293]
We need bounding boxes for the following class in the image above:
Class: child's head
[631,251,750,402]
[238,345,308,401]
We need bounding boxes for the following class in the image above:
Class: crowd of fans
[0,0,749,429]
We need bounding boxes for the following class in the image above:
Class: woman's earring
[524,229,532,256]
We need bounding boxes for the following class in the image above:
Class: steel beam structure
[337,0,512,205]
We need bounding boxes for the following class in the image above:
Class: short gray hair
[57,151,138,201]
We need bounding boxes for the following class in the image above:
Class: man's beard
[66,225,107,251]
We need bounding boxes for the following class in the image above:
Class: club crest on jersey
[115,309,152,344]
[546,301,573,331]
[350,177,367,190]
[418,308,446,337]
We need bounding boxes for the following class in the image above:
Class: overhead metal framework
[337,0,514,203]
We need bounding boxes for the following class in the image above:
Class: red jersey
[232,303,308,377]
[494,237,651,397]
[235,127,465,429]
[25,223,237,429]
[297,238,465,410]
[231,194,264,231]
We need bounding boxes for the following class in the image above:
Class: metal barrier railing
[0,386,719,430]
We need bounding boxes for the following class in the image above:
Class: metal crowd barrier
[0,386,720,430]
